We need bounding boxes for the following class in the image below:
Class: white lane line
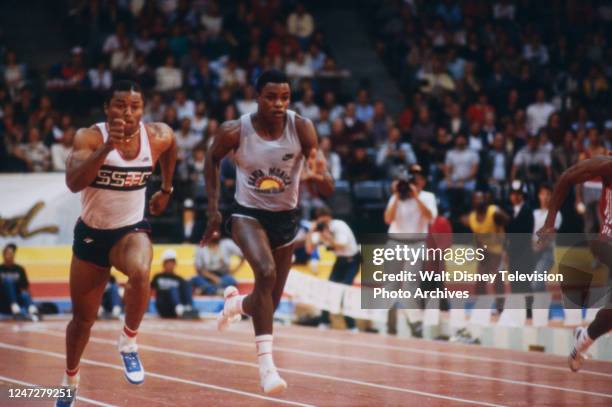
[0,374,117,407]
[210,323,612,379]
[130,328,612,399]
[38,329,503,407]
[0,341,313,407]
[19,320,612,379]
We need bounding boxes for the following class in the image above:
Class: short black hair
[3,243,16,254]
[314,206,332,219]
[538,183,553,193]
[255,69,289,93]
[105,80,142,105]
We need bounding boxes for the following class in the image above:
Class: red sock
[66,366,80,377]
[123,325,137,338]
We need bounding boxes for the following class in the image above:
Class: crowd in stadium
[0,0,611,236]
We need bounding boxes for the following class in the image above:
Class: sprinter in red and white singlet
[538,155,612,372]
[55,81,177,407]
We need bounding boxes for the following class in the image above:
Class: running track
[0,318,610,406]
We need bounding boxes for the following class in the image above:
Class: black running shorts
[226,203,300,250]
[72,218,151,268]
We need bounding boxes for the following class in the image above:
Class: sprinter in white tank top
[201,70,334,395]
[537,155,612,372]
[56,81,177,402]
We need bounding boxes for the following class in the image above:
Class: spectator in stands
[155,55,182,93]
[286,50,314,85]
[411,105,435,153]
[316,108,332,138]
[143,92,166,123]
[306,207,360,331]
[526,88,555,136]
[319,136,341,180]
[552,130,578,181]
[355,89,374,124]
[483,132,510,201]
[463,191,509,296]
[110,37,135,74]
[102,23,127,55]
[175,117,201,162]
[294,89,320,122]
[0,243,40,321]
[3,50,26,98]
[191,101,209,136]
[466,93,495,127]
[173,89,196,120]
[192,235,244,295]
[532,184,562,292]
[219,57,247,91]
[369,100,393,146]
[150,249,199,319]
[287,3,315,47]
[579,127,607,160]
[51,126,74,171]
[505,180,535,295]
[384,164,437,336]
[20,127,51,172]
[345,142,377,181]
[418,56,455,98]
[87,60,112,92]
[511,133,552,187]
[376,126,417,179]
[236,85,257,115]
[99,275,122,319]
[440,133,479,215]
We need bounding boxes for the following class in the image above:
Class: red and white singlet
[80,122,153,229]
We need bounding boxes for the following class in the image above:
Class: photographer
[384,165,437,234]
[306,207,360,331]
[384,165,438,337]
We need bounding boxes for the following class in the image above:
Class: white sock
[62,368,80,387]
[227,295,247,317]
[175,303,185,317]
[10,303,20,315]
[577,328,594,352]
[119,326,138,352]
[256,334,275,373]
[28,305,38,315]
[111,305,121,317]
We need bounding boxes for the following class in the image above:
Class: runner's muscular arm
[149,123,177,192]
[65,127,112,192]
[296,115,334,197]
[148,123,178,215]
[544,156,612,230]
[201,120,240,244]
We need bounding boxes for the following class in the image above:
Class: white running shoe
[260,368,287,395]
[217,286,242,331]
[55,372,79,407]
[569,327,591,372]
[118,334,145,384]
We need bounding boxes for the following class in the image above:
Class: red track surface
[0,319,610,406]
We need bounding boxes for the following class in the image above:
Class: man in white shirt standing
[306,207,360,331]
[532,183,562,292]
[526,88,555,136]
[384,165,437,337]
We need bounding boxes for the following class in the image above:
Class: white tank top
[80,122,154,229]
[234,110,304,211]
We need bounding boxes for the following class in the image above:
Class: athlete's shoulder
[146,122,174,140]
[293,112,314,130]
[74,125,103,150]
[215,119,241,147]
[219,119,242,136]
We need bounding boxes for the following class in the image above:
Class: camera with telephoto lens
[396,173,416,201]
[316,222,327,232]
